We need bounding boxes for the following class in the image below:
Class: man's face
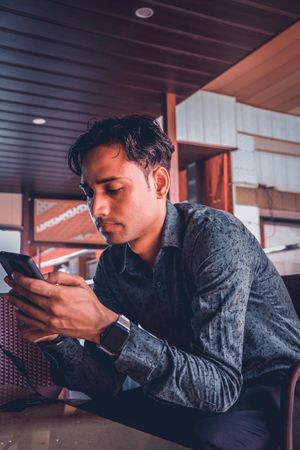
[81,144,164,246]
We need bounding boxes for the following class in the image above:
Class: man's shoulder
[175,202,246,238]
[175,202,260,265]
[176,202,262,276]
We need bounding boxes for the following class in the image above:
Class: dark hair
[67,115,175,177]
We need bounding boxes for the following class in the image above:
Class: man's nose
[90,192,110,217]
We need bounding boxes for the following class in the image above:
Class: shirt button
[156,281,162,288]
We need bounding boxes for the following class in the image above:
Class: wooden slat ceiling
[204,19,300,116]
[0,0,299,196]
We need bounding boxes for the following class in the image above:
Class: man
[6,116,300,450]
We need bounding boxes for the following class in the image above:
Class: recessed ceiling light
[32,118,46,125]
[135,7,154,19]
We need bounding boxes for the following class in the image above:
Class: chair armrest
[281,361,300,450]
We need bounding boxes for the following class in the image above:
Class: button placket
[153,252,165,291]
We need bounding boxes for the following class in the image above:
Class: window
[262,218,300,275]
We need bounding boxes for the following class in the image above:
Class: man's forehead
[81,145,125,174]
[82,143,130,170]
[81,145,145,183]
[85,143,125,161]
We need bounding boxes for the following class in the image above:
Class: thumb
[46,271,86,287]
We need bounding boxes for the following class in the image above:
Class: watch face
[101,322,129,354]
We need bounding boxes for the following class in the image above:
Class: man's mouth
[100,223,118,230]
[97,221,120,232]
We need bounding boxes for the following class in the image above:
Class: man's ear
[153,167,170,198]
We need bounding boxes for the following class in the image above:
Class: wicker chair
[0,295,53,394]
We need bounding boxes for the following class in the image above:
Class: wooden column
[223,151,233,213]
[162,93,180,203]
[204,152,233,213]
[21,193,32,254]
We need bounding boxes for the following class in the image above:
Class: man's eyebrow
[79,177,129,188]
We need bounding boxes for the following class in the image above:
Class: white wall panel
[237,103,300,143]
[231,149,258,185]
[272,155,288,191]
[232,133,257,185]
[219,95,236,145]
[232,141,300,194]
[257,151,274,187]
[237,133,255,152]
[234,204,261,243]
[286,156,300,192]
[255,152,300,192]
[176,91,236,147]
[202,91,220,144]
[236,102,243,132]
[257,108,272,137]
[271,112,287,140]
[236,104,257,135]
[185,91,204,142]
[285,115,300,142]
[175,101,187,140]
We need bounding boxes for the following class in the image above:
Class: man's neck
[129,203,167,267]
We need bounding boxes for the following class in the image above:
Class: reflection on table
[0,385,192,450]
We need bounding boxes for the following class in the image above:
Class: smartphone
[0,251,44,280]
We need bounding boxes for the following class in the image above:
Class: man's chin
[99,230,127,245]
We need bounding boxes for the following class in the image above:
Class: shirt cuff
[114,322,165,385]
[39,337,81,365]
[38,335,65,349]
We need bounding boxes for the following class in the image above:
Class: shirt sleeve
[114,219,256,412]
[41,338,125,399]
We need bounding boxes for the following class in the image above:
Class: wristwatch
[97,315,130,356]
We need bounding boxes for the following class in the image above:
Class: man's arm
[112,222,256,412]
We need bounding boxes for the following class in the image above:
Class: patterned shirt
[42,201,300,412]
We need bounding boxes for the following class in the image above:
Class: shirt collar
[119,201,184,275]
[160,200,184,249]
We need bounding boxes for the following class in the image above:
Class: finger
[4,276,13,287]
[11,296,49,324]
[7,292,24,306]
[16,309,49,331]
[12,272,57,298]
[46,271,86,287]
[7,284,51,311]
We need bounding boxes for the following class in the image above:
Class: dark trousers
[83,371,300,450]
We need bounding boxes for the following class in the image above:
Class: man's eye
[106,188,123,196]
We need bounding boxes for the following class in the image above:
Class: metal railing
[264,243,300,255]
